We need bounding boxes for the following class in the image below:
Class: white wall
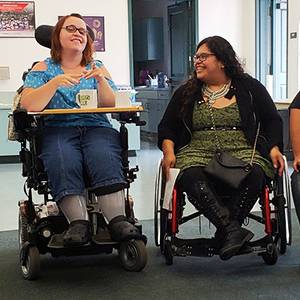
[198,0,256,77]
[0,0,130,92]
[1,0,298,97]
[287,0,300,99]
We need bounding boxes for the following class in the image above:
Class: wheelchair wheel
[119,239,147,272]
[275,195,287,254]
[18,210,29,248]
[282,156,293,247]
[164,239,173,265]
[273,158,292,254]
[261,243,278,265]
[20,246,41,280]
[154,159,166,248]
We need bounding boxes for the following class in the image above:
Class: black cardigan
[157,76,283,160]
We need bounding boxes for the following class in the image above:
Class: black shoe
[108,215,140,242]
[219,227,254,261]
[63,220,90,246]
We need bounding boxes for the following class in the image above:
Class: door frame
[127,0,198,87]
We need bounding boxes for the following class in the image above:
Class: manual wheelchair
[14,107,147,280]
[154,157,292,265]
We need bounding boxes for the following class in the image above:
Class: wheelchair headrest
[35,24,95,49]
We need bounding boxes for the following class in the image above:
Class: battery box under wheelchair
[14,107,148,280]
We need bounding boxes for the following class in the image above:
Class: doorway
[256,0,287,100]
[129,0,198,90]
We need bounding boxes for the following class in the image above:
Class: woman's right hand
[162,153,176,182]
[161,139,176,181]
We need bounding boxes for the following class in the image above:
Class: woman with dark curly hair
[158,36,284,260]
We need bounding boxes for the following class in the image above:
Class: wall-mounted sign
[0,1,35,37]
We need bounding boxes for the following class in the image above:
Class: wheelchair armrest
[13,108,31,140]
[111,112,146,126]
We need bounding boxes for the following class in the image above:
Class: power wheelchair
[154,157,292,265]
[14,107,147,280]
[11,23,148,280]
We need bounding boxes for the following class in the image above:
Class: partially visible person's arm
[290,108,300,172]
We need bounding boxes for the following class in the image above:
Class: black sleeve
[157,85,185,151]
[250,78,283,152]
[289,91,300,110]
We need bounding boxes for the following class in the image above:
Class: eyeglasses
[193,53,215,62]
[62,25,87,35]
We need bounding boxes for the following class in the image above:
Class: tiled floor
[0,139,295,232]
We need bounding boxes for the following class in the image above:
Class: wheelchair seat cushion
[108,215,140,242]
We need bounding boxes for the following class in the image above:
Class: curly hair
[179,36,246,118]
[50,13,94,66]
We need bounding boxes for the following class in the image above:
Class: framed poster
[83,16,105,52]
[0,1,35,37]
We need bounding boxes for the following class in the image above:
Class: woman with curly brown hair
[158,36,284,260]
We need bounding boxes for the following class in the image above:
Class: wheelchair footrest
[247,235,273,254]
[171,237,216,257]
[92,230,119,245]
[47,233,92,248]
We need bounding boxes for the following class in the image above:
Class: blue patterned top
[23,58,117,127]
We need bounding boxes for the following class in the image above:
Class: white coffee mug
[76,89,98,108]
[115,90,132,107]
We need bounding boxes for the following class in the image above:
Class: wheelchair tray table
[29,105,144,115]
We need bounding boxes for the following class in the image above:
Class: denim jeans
[39,126,125,202]
[291,171,300,226]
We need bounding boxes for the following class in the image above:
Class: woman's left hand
[270,146,285,176]
[82,62,105,82]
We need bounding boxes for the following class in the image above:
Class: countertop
[134,86,169,91]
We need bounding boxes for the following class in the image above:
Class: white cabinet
[135,88,169,133]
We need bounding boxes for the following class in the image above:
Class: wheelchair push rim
[154,158,163,247]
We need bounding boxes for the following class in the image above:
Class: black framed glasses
[193,53,215,62]
[62,25,87,35]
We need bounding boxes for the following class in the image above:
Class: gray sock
[97,190,125,222]
[59,195,89,223]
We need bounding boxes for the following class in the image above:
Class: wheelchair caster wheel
[261,243,278,265]
[20,246,41,280]
[119,239,147,271]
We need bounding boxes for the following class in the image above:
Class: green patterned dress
[175,101,275,179]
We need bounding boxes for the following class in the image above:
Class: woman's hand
[162,139,176,182]
[52,73,82,88]
[293,155,300,172]
[270,146,285,176]
[82,62,104,82]
[162,153,176,182]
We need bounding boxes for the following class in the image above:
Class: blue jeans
[291,171,300,226]
[39,126,125,202]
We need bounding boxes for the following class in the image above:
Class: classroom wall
[0,0,131,93]
[1,0,299,98]
[198,0,256,77]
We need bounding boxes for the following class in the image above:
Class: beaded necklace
[201,82,230,105]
